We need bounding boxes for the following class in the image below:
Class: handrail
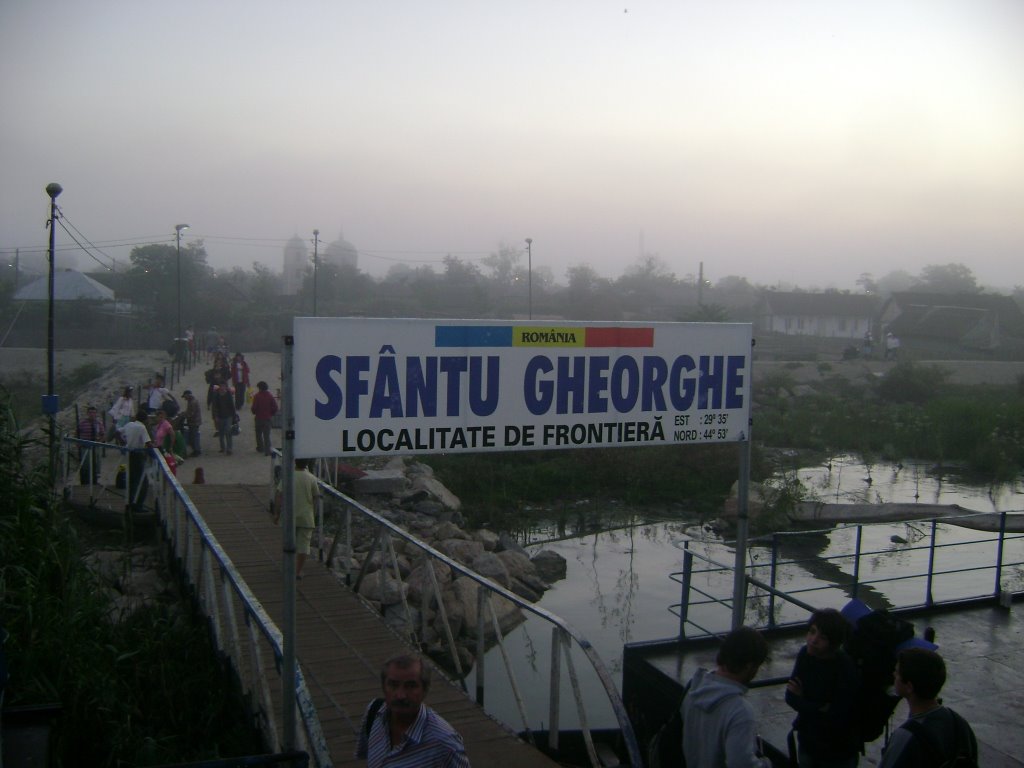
[668,511,1024,641]
[312,472,643,768]
[59,435,332,768]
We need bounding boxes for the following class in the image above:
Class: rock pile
[83,543,174,622]
[326,457,567,674]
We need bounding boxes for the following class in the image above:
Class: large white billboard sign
[292,318,752,458]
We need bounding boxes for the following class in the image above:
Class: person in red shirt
[250,380,278,456]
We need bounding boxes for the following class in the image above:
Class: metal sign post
[731,339,755,630]
[282,336,297,749]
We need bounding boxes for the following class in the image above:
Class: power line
[4,231,498,266]
[56,217,118,272]
[58,212,120,271]
[1,235,171,255]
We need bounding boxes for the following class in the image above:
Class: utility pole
[312,229,320,317]
[525,238,533,320]
[44,183,63,487]
[175,224,189,359]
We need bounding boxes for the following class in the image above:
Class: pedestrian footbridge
[63,439,640,768]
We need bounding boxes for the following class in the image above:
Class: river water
[469,456,1024,731]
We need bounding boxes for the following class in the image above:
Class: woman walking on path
[211,382,237,455]
[231,352,250,410]
[106,385,135,442]
[250,380,278,456]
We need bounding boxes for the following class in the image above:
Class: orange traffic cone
[193,467,205,484]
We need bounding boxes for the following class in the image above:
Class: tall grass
[424,443,740,528]
[0,389,262,765]
[754,362,1024,480]
[2,362,106,429]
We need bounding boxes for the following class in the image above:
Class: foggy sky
[2,1,1022,291]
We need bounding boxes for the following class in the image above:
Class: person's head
[257,380,269,391]
[894,648,946,702]
[233,352,244,360]
[155,409,167,422]
[152,374,164,386]
[135,409,149,422]
[716,626,769,684]
[805,608,847,658]
[87,405,98,418]
[295,458,310,471]
[182,390,193,400]
[380,654,430,720]
[122,385,133,397]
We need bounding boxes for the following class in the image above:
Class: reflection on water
[795,454,1024,510]
[472,459,1024,732]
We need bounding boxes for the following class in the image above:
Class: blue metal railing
[308,459,642,768]
[669,511,1024,640]
[60,436,331,767]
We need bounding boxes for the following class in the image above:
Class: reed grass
[0,390,262,765]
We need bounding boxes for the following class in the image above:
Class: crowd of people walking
[73,338,279,504]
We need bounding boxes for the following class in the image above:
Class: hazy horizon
[3,2,1022,293]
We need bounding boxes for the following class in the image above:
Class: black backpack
[646,683,690,768]
[902,709,977,768]
[364,697,384,737]
[844,609,915,744]
[161,395,180,418]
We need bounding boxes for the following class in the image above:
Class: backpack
[844,609,915,744]
[161,395,179,418]
[901,709,977,768]
[364,697,384,737]
[646,682,690,768]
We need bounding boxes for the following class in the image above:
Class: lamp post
[174,224,189,357]
[312,229,320,316]
[525,238,533,320]
[45,182,62,486]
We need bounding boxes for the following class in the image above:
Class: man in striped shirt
[357,653,470,768]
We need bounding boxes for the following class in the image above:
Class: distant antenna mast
[698,261,704,305]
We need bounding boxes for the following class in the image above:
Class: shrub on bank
[425,443,740,527]
[753,364,1024,479]
[0,392,262,765]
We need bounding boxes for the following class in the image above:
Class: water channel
[469,456,1024,732]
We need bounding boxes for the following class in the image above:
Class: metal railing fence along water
[308,459,643,768]
[58,436,331,768]
[670,513,1024,640]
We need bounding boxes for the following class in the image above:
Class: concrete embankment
[789,501,1024,532]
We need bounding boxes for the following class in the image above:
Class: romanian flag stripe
[585,327,655,347]
[435,325,654,348]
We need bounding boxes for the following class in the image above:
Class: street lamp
[525,238,533,320]
[312,229,320,316]
[175,224,189,355]
[45,182,63,486]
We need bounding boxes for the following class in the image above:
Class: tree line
[0,239,1010,353]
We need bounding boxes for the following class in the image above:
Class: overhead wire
[58,212,122,272]
[56,218,118,272]
[5,229,501,269]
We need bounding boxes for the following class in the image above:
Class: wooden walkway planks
[185,484,561,768]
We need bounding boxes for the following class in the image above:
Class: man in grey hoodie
[682,626,772,768]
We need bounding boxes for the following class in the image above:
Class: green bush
[0,392,262,765]
[424,444,739,527]
[877,361,951,404]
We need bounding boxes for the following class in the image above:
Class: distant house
[757,291,877,339]
[880,292,1024,354]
